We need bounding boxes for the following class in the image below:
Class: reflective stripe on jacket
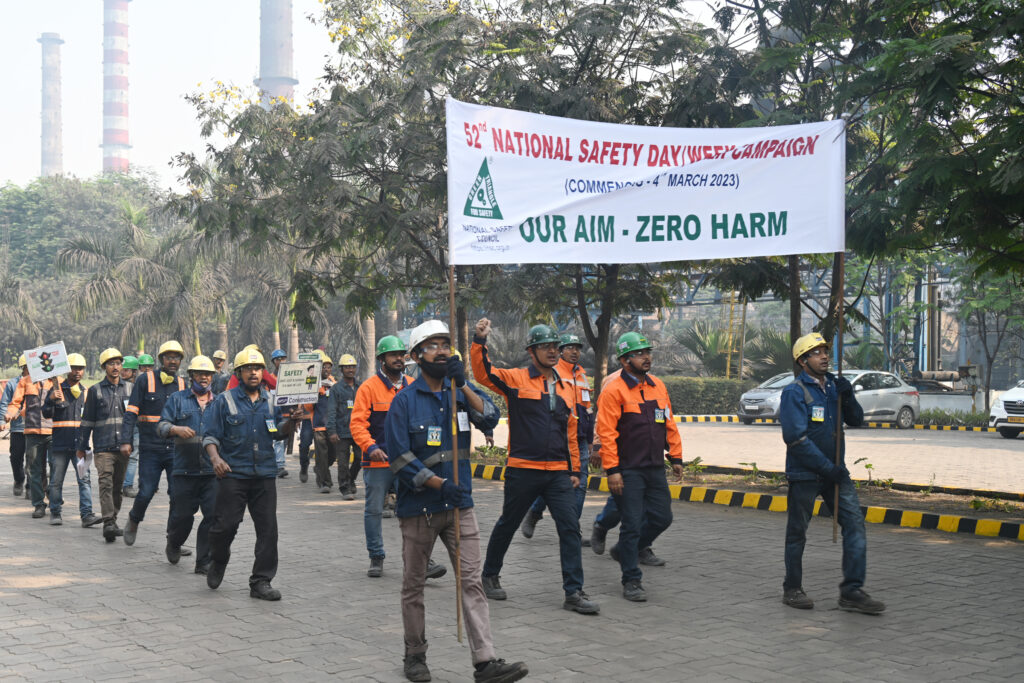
[780,371,864,481]
[43,381,87,451]
[596,371,682,475]
[78,377,131,453]
[122,370,185,451]
[4,377,53,435]
[557,357,594,444]
[200,385,288,479]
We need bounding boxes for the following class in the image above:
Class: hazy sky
[2,0,336,191]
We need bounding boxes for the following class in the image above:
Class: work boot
[249,580,281,601]
[520,511,541,539]
[49,512,63,526]
[367,557,384,578]
[783,588,814,610]
[299,465,308,483]
[207,561,227,589]
[425,559,447,580]
[277,467,289,478]
[563,590,600,615]
[474,658,528,683]
[638,547,666,566]
[103,522,118,543]
[123,519,139,545]
[481,575,507,601]
[194,563,210,576]
[403,652,431,682]
[165,541,181,565]
[81,513,103,528]
[590,522,607,555]
[13,482,23,497]
[319,485,331,494]
[623,580,647,602]
[838,588,886,614]
[32,505,46,518]
[180,548,192,556]
[122,486,137,498]
[341,488,355,501]
[383,492,396,518]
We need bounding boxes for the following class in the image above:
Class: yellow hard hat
[318,350,333,365]
[212,350,228,360]
[158,340,185,358]
[67,353,87,367]
[243,343,261,352]
[187,355,216,373]
[99,348,124,366]
[792,332,828,361]
[338,353,357,366]
[234,348,266,369]
[18,354,27,367]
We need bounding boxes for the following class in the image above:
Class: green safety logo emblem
[463,159,503,219]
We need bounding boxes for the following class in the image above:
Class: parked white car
[841,369,920,429]
[989,380,1024,439]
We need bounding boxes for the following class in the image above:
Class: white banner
[25,341,71,383]
[274,354,322,407]
[446,98,845,265]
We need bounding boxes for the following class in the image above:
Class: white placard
[274,358,322,406]
[25,341,71,383]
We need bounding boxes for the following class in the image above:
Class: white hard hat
[409,320,451,353]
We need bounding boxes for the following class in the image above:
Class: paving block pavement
[1,454,1023,682]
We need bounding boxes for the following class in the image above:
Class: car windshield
[759,373,795,389]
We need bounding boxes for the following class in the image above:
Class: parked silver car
[737,372,796,424]
[841,369,920,429]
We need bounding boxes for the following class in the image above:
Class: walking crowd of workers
[2,317,884,682]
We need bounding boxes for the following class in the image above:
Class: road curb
[492,415,998,431]
[470,464,1024,543]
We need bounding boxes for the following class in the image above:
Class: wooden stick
[448,262,464,644]
[833,252,846,544]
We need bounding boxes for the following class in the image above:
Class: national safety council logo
[463,159,503,219]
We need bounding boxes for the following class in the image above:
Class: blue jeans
[363,467,395,559]
[594,495,620,530]
[123,430,140,490]
[129,448,175,530]
[484,468,584,596]
[530,441,590,519]
[784,476,867,595]
[274,440,286,470]
[48,450,94,518]
[299,421,314,469]
[611,467,673,584]
[168,475,218,569]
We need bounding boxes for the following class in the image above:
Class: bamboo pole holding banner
[448,260,464,643]
[832,252,846,544]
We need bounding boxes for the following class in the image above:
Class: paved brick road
[1,451,1023,682]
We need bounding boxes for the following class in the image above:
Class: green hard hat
[138,353,155,366]
[122,356,139,370]
[615,331,652,358]
[559,333,583,349]
[375,335,407,356]
[525,324,560,348]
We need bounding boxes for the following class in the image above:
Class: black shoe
[783,587,814,609]
[49,512,62,526]
[403,652,431,682]
[249,580,281,601]
[341,489,355,501]
[81,513,103,528]
[481,575,507,600]
[590,523,607,555]
[103,523,118,543]
[474,658,528,683]
[367,557,383,578]
[32,505,46,519]
[123,519,139,545]
[165,542,181,565]
[563,590,600,615]
[299,466,308,483]
[520,512,541,539]
[195,563,211,576]
[319,485,331,494]
[207,561,227,589]
[122,486,137,498]
[180,548,192,557]
[425,559,447,580]
[622,580,647,602]
[638,547,666,566]
[277,468,289,478]
[838,588,885,614]
[609,544,621,563]
[13,482,24,497]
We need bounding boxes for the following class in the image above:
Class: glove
[834,376,854,398]
[440,478,470,508]
[825,463,850,483]
[446,357,467,388]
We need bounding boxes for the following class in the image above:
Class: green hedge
[661,376,756,415]
[917,408,990,427]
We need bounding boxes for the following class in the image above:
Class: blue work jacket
[780,371,864,482]
[0,379,24,433]
[158,389,215,476]
[200,385,289,479]
[383,375,499,518]
[121,370,185,453]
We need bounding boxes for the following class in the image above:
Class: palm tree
[676,320,741,377]
[747,327,795,381]
[0,274,42,344]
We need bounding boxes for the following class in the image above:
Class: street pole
[833,252,846,544]
[447,247,464,644]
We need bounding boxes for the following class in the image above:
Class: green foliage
[916,409,990,428]
[844,342,885,371]
[661,376,754,415]
[746,327,793,381]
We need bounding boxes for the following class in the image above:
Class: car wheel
[740,417,754,425]
[896,406,914,429]
[997,428,1022,440]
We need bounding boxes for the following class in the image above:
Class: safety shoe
[520,511,541,539]
[207,562,227,589]
[838,588,886,614]
[102,523,118,543]
[13,482,23,497]
[367,557,384,578]
[639,547,666,566]
[249,581,281,601]
[81,513,103,528]
[341,489,355,501]
[299,466,308,483]
[623,580,647,602]
[403,652,431,682]
[590,522,607,554]
[277,467,289,478]
[122,486,137,498]
[194,563,210,576]
[582,538,591,548]
[165,542,181,565]
[123,519,139,545]
[180,548,192,556]
[32,505,46,518]
[319,485,331,494]
[49,512,63,526]
[425,559,447,580]
[563,590,600,615]
[783,588,814,610]
[481,575,507,600]
[474,658,528,682]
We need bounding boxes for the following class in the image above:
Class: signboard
[446,97,845,265]
[25,341,71,383]
[274,353,322,406]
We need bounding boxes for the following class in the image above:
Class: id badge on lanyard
[427,426,442,446]
[811,405,825,422]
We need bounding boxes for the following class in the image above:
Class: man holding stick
[780,332,885,614]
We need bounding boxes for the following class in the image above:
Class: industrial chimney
[255,0,298,107]
[38,32,64,177]
[102,0,130,173]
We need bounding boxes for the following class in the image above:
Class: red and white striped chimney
[102,0,130,173]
